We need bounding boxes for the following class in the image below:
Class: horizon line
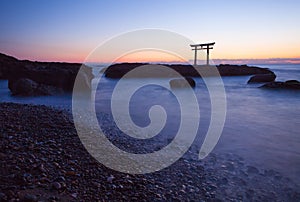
[2,51,300,65]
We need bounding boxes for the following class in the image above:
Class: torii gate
[190,42,215,66]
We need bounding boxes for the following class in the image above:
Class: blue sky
[0,0,299,63]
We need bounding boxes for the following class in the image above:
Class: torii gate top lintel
[190,42,215,48]
[190,42,215,66]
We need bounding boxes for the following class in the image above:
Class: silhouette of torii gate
[190,42,215,66]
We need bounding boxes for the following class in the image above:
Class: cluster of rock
[247,70,300,90]
[261,80,300,89]
[0,53,93,96]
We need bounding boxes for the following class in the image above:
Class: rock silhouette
[247,73,276,83]
[104,63,274,78]
[261,80,300,90]
[0,53,93,96]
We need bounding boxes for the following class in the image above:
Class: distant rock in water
[247,73,276,83]
[261,80,300,90]
[0,53,93,96]
[170,77,196,88]
[104,63,274,78]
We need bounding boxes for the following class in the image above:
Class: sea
[1,64,299,185]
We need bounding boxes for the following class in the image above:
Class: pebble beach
[1,102,299,201]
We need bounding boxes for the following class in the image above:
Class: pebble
[49,196,59,201]
[247,166,259,174]
[107,175,115,183]
[218,177,228,185]
[23,193,38,202]
[39,164,47,173]
[56,176,66,182]
[52,182,62,190]
[71,193,78,198]
[0,192,7,201]
[65,171,76,176]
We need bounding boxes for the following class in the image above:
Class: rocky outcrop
[247,73,276,83]
[8,78,38,96]
[0,53,93,95]
[261,80,300,90]
[217,64,273,76]
[104,63,274,78]
[170,77,196,88]
[8,78,64,96]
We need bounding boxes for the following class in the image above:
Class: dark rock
[285,80,299,84]
[217,64,273,76]
[284,80,300,89]
[247,73,276,83]
[0,53,93,96]
[261,80,300,90]
[8,78,63,96]
[104,63,274,78]
[8,78,38,96]
[261,81,284,88]
[170,77,196,88]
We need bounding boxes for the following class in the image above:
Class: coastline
[1,102,299,201]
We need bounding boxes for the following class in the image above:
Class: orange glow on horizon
[4,48,300,64]
[114,50,188,64]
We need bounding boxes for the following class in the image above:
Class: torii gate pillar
[190,42,215,66]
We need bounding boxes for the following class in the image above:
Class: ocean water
[1,64,300,185]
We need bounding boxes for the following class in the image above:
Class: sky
[0,0,300,64]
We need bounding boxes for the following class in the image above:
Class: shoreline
[1,102,299,201]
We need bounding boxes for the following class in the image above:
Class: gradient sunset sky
[1,0,300,64]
